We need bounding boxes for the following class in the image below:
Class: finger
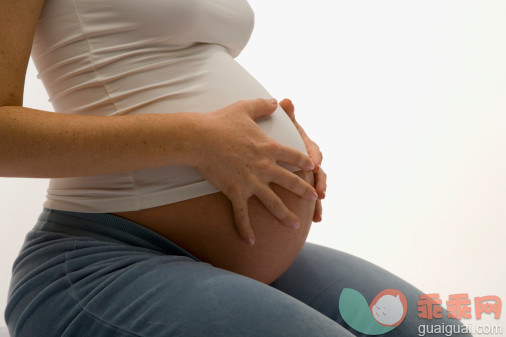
[278,98,323,170]
[279,98,296,122]
[255,185,300,229]
[241,98,278,120]
[307,142,323,167]
[270,166,318,201]
[231,198,255,245]
[313,200,323,222]
[273,144,314,171]
[315,167,327,199]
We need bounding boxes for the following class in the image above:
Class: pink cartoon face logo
[370,289,408,327]
[339,288,408,335]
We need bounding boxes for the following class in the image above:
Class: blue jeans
[5,209,470,336]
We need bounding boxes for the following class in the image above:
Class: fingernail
[290,220,300,229]
[307,161,315,171]
[270,98,278,105]
[247,237,255,246]
[310,191,318,201]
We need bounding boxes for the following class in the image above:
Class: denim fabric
[5,209,471,337]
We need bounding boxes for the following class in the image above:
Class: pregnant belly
[114,170,315,284]
[45,43,315,283]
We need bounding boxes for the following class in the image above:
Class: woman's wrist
[159,111,216,168]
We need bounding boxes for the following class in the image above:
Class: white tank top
[32,0,307,212]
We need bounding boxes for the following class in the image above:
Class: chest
[37,0,254,56]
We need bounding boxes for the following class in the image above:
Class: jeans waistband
[35,208,200,261]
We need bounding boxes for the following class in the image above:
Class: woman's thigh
[270,242,473,337]
[6,231,353,337]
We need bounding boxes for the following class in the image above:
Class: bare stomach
[113,170,315,284]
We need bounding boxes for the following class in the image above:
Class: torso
[32,0,315,283]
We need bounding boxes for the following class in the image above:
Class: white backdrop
[1,0,505,334]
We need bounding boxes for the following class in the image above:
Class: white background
[1,0,505,334]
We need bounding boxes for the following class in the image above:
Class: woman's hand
[195,98,318,245]
[279,98,327,222]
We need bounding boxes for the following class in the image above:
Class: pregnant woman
[2,1,472,336]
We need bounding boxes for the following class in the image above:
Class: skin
[1,0,327,284]
[115,169,316,284]
[116,100,327,284]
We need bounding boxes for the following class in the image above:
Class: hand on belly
[114,170,315,284]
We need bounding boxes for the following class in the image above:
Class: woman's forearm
[1,99,318,244]
[0,105,203,178]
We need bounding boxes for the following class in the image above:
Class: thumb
[242,98,278,120]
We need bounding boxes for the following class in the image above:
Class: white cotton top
[32,0,307,212]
